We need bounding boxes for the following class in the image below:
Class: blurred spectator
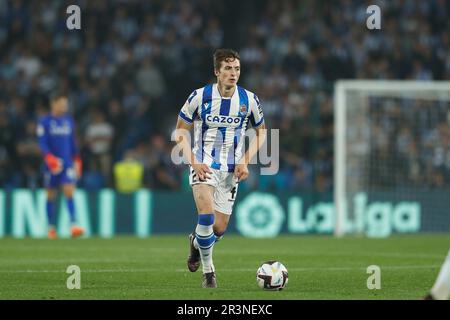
[0,0,448,192]
[114,150,144,193]
[144,134,181,190]
[16,120,41,169]
[81,159,106,190]
[15,48,41,79]
[136,58,166,98]
[84,109,114,184]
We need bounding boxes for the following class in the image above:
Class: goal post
[334,80,450,237]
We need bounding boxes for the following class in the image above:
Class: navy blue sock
[46,200,55,227]
[66,197,76,224]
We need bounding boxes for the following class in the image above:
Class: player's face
[51,97,68,116]
[216,58,240,87]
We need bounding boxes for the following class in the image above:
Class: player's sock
[192,231,224,248]
[66,197,76,224]
[195,214,215,274]
[430,250,450,300]
[193,231,224,249]
[193,232,224,250]
[46,200,55,228]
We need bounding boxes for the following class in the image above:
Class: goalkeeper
[37,92,84,239]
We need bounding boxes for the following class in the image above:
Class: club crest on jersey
[206,114,243,128]
[239,104,248,114]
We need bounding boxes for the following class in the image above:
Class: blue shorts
[44,166,77,188]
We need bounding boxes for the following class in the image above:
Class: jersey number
[230,186,237,200]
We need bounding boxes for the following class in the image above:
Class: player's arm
[235,123,267,181]
[175,90,212,180]
[37,119,63,174]
[175,118,212,181]
[242,123,267,164]
[175,118,194,164]
[235,93,266,181]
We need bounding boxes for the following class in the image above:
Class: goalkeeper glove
[45,153,63,174]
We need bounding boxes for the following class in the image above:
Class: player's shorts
[189,165,239,215]
[44,166,77,188]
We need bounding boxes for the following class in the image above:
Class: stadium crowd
[366,98,450,189]
[0,0,449,192]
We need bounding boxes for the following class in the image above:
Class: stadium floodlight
[334,80,450,237]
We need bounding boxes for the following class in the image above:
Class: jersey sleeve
[178,90,199,124]
[248,94,265,128]
[37,118,50,155]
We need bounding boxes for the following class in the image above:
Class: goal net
[334,80,450,237]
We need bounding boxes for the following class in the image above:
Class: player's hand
[234,164,249,181]
[192,163,212,181]
[73,156,82,178]
[45,153,63,174]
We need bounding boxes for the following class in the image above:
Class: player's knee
[195,197,213,213]
[196,199,213,213]
[47,189,57,200]
[62,185,75,198]
[64,191,74,199]
[198,204,214,213]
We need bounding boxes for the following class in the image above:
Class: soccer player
[424,250,450,300]
[37,92,84,239]
[174,48,266,288]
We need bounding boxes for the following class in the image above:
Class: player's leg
[425,250,450,300]
[187,166,214,273]
[46,188,58,239]
[191,178,235,248]
[62,183,84,238]
[209,172,239,243]
[61,166,84,238]
[192,183,217,287]
[213,211,230,243]
[191,211,229,249]
[44,171,60,239]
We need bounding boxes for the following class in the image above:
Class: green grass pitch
[0,234,449,299]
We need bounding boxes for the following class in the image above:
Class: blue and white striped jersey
[178,83,265,172]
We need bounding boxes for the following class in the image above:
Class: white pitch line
[0,265,440,274]
[329,252,446,259]
[0,250,444,258]
[0,258,154,264]
[0,247,182,253]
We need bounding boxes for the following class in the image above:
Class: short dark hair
[50,91,67,103]
[213,48,240,71]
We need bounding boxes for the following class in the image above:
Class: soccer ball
[256,260,288,290]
